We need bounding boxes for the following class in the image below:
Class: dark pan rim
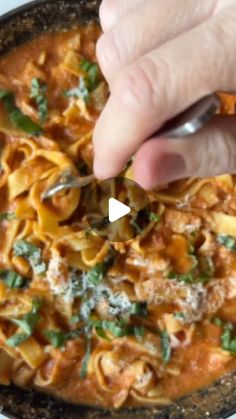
[0,1,235,418]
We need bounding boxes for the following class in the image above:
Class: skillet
[0,1,236,418]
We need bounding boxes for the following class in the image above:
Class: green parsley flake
[0,89,42,136]
[30,78,48,124]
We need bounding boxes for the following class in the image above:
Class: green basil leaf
[0,212,15,222]
[130,302,148,317]
[30,78,48,124]
[31,297,43,313]
[70,314,82,324]
[87,249,116,285]
[149,212,161,222]
[0,269,26,289]
[80,59,99,89]
[64,77,90,103]
[13,240,46,275]
[44,330,67,348]
[6,332,29,347]
[80,337,92,378]
[160,330,171,364]
[228,338,236,354]
[0,89,42,136]
[133,326,145,339]
[212,317,224,328]
[86,263,105,285]
[174,312,186,321]
[221,328,232,350]
[12,311,40,335]
[217,234,236,251]
[95,326,109,340]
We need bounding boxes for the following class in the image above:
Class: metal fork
[42,93,221,200]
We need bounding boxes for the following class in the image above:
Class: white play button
[108,198,131,223]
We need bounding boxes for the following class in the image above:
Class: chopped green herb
[91,319,145,340]
[149,212,161,222]
[12,310,40,335]
[6,297,42,347]
[133,326,145,339]
[0,212,15,222]
[6,332,29,347]
[160,330,171,364]
[70,314,82,324]
[80,59,99,89]
[201,256,214,279]
[212,317,224,328]
[0,89,42,136]
[13,240,46,275]
[31,297,42,313]
[12,297,41,335]
[30,78,48,124]
[213,320,236,354]
[86,250,116,285]
[0,269,26,289]
[87,263,105,285]
[64,77,90,103]
[44,330,67,348]
[80,337,92,378]
[130,302,148,317]
[174,312,186,321]
[217,234,236,251]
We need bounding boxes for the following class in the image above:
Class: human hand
[93,0,236,189]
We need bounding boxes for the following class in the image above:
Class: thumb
[133,115,236,189]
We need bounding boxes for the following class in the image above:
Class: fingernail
[93,161,106,180]
[158,153,186,183]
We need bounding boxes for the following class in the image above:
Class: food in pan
[0,24,236,408]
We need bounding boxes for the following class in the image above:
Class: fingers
[99,0,144,31]
[97,0,217,84]
[133,115,236,189]
[93,8,236,179]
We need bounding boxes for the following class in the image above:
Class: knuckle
[96,31,122,75]
[115,56,162,115]
[209,10,236,89]
[99,0,116,30]
[221,133,236,173]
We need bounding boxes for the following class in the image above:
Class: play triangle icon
[108,198,131,223]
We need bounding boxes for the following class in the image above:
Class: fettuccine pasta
[0,25,236,408]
